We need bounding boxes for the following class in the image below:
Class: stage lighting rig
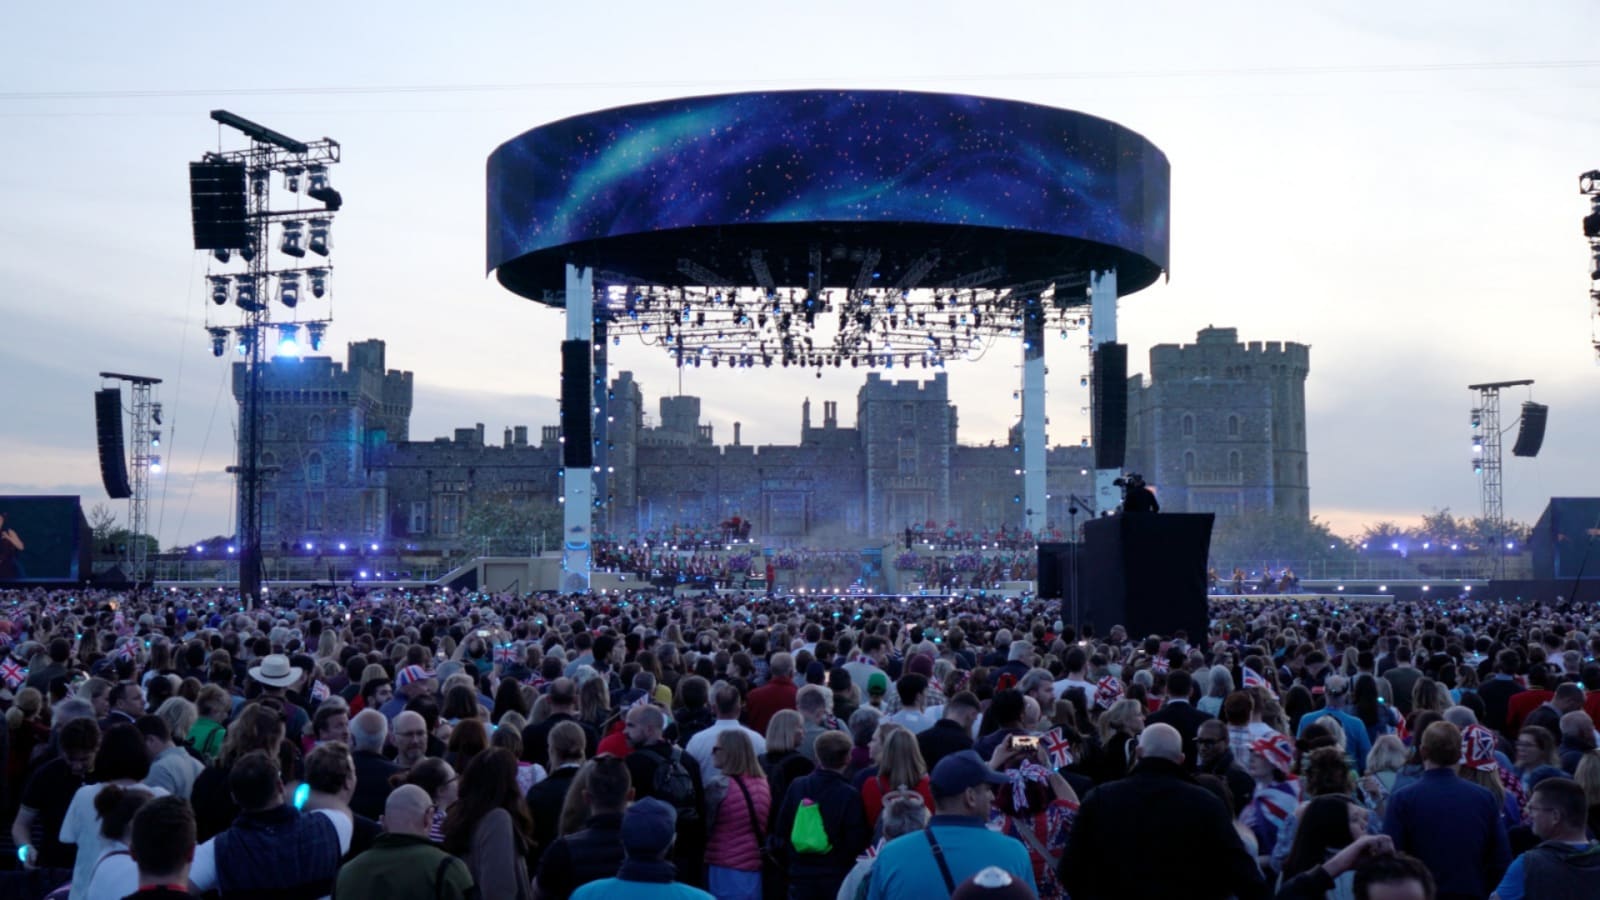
[190,109,343,605]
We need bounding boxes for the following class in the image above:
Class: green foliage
[1209,514,1352,565]
[459,489,562,555]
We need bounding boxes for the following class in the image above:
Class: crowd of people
[0,583,1597,900]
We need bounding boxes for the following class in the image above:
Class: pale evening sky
[1,2,1596,548]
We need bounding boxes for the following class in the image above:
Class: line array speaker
[1511,402,1548,457]
[95,388,131,499]
[189,161,248,251]
[1091,342,1128,470]
[561,340,593,468]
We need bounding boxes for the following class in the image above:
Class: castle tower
[858,372,955,534]
[233,339,414,546]
[1125,327,1309,519]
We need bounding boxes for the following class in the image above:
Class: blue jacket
[866,815,1036,900]
[1382,768,1510,899]
[1294,707,1372,768]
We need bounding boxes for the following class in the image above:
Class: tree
[87,503,118,543]
[459,489,562,557]
[1209,514,1353,567]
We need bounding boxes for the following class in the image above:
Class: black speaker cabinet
[1511,402,1548,457]
[560,340,593,468]
[95,388,131,499]
[1078,513,1213,640]
[1092,343,1128,470]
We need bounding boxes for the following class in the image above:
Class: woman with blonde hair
[1573,749,1600,835]
[705,729,772,900]
[859,727,933,828]
[1086,698,1145,784]
[556,758,595,837]
[1362,734,1408,802]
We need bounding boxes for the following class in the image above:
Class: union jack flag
[494,644,519,665]
[1152,656,1170,674]
[1042,726,1074,768]
[309,680,330,703]
[0,658,26,690]
[1242,665,1274,697]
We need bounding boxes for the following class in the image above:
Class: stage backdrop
[0,496,90,584]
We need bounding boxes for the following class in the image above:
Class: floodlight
[278,272,300,308]
[209,275,230,305]
[150,455,162,473]
[280,221,306,258]
[275,324,300,357]
[306,322,326,351]
[209,327,229,357]
[234,275,260,310]
[151,431,161,447]
[307,268,328,298]
[308,219,331,256]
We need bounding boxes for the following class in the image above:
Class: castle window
[262,414,277,441]
[408,501,427,535]
[901,403,915,426]
[308,414,325,442]
[261,451,277,471]
[435,494,462,536]
[1228,415,1239,437]
[1229,451,1242,480]
[1181,414,1194,437]
[306,452,325,484]
[1298,460,1306,484]
[306,492,325,531]
[898,436,917,475]
[1184,451,1196,474]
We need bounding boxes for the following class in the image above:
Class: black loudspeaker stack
[1511,402,1548,457]
[1077,513,1214,641]
[95,388,132,499]
[560,340,593,468]
[189,161,249,251]
[1091,342,1128,470]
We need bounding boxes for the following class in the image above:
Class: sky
[2,2,1597,548]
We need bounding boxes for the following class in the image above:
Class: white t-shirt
[686,718,768,783]
[1053,677,1096,704]
[189,807,353,897]
[84,842,139,900]
[60,782,170,900]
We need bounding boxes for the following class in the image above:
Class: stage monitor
[0,495,90,584]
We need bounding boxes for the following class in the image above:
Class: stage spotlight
[307,268,328,298]
[209,275,230,305]
[152,403,162,426]
[278,272,300,308]
[1584,208,1600,239]
[284,166,303,193]
[307,165,341,209]
[151,431,161,447]
[306,322,326,351]
[280,221,306,258]
[308,219,331,256]
[150,455,162,473]
[239,236,257,262]
[275,324,300,357]
[1582,170,1600,193]
[212,248,231,264]
[209,327,229,357]
[234,275,260,311]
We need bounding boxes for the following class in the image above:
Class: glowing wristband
[293,782,311,810]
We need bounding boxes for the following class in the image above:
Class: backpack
[651,745,701,827]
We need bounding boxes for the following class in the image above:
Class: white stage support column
[1022,296,1047,534]
[562,263,594,592]
[1090,268,1122,516]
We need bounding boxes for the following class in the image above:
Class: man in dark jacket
[1382,721,1509,900]
[1478,650,1526,735]
[624,703,707,887]
[528,720,587,873]
[348,710,400,821]
[1146,670,1212,770]
[773,730,870,900]
[522,678,596,769]
[1194,719,1255,809]
[916,692,979,770]
[1059,724,1266,900]
[535,754,632,900]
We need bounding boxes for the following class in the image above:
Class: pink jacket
[706,774,772,872]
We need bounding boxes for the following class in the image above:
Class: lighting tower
[191,111,342,604]
[1580,169,1600,361]
[1468,379,1533,579]
[100,372,162,582]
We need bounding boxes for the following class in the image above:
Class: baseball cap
[929,749,1009,798]
[867,672,888,696]
[952,867,1037,900]
[622,797,678,857]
